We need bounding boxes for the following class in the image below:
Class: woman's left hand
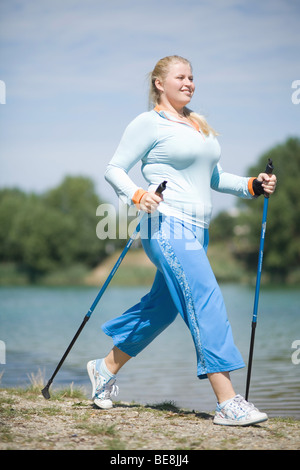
[256,173,277,195]
[139,191,163,213]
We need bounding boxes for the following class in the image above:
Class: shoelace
[96,380,119,400]
[104,383,119,399]
[230,395,257,415]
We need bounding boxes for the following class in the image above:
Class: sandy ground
[0,388,299,451]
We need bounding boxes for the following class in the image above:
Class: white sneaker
[213,394,268,426]
[87,360,119,409]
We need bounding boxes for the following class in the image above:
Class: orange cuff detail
[132,188,147,207]
[248,177,256,196]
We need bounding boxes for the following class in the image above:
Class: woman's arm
[210,163,254,198]
[105,112,158,205]
[210,163,277,198]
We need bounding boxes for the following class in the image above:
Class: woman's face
[156,61,195,111]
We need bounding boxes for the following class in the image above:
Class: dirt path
[1,388,299,451]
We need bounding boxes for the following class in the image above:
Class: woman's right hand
[139,191,163,213]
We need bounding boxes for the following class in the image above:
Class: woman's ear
[155,78,164,93]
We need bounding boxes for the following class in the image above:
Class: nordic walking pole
[245,159,274,401]
[41,181,167,399]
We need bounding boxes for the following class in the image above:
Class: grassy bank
[1,244,299,287]
[0,382,299,451]
[0,243,249,287]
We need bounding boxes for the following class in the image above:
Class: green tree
[235,137,300,282]
[44,176,105,267]
[209,210,235,242]
[0,176,111,282]
[0,188,27,261]
[8,195,76,281]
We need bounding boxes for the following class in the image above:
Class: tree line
[0,136,299,284]
[210,136,300,284]
[0,177,118,282]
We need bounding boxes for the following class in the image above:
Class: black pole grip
[264,158,274,198]
[155,180,167,195]
[265,158,274,175]
[252,159,275,197]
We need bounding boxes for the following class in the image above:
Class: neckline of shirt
[153,105,200,132]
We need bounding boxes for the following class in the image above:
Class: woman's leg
[88,268,178,408]
[142,215,245,380]
[207,372,236,404]
[104,346,131,375]
[146,220,267,425]
[211,371,268,426]
[101,269,178,358]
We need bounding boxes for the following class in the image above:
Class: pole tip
[41,386,51,400]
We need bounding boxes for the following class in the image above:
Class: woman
[87,55,276,426]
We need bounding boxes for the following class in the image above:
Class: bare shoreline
[0,388,299,451]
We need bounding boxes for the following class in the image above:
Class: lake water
[0,284,299,419]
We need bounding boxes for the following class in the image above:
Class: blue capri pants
[102,213,245,379]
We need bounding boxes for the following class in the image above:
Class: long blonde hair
[149,55,218,136]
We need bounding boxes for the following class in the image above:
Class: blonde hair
[149,55,218,136]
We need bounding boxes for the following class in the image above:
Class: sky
[0,0,299,213]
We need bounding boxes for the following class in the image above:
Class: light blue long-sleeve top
[105,109,254,228]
